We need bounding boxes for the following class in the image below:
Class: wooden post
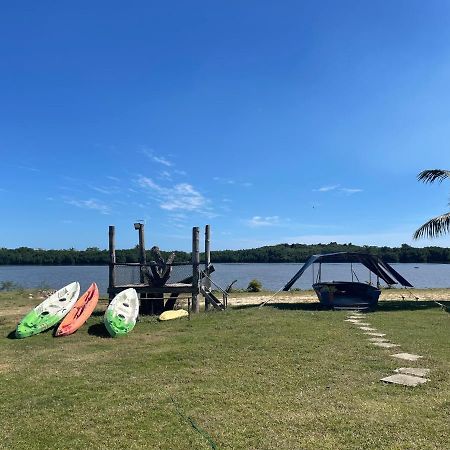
[192,226,200,313]
[205,224,211,272]
[134,222,146,277]
[108,225,116,302]
[204,224,211,311]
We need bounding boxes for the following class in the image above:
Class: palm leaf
[413,212,450,239]
[417,169,450,184]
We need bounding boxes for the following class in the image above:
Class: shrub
[247,279,262,292]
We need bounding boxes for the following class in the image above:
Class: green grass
[1,290,449,449]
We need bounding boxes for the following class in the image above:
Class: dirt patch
[0,363,12,374]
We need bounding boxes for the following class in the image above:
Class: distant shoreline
[2,242,450,264]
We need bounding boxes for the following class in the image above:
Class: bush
[247,279,262,292]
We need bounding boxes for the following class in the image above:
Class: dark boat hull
[312,281,381,308]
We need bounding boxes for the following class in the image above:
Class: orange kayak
[55,283,99,336]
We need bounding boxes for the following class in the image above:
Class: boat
[55,283,99,336]
[282,252,413,309]
[15,282,80,338]
[104,288,139,337]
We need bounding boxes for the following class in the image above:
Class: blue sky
[1,1,450,251]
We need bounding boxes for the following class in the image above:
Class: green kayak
[15,282,80,338]
[104,288,139,337]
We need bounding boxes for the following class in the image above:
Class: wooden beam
[108,285,197,294]
[191,226,200,313]
[204,224,211,311]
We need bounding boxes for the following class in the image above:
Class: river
[1,263,449,294]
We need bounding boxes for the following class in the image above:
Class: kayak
[159,309,188,321]
[55,283,99,337]
[104,288,139,337]
[15,282,80,339]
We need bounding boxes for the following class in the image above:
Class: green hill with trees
[0,242,450,265]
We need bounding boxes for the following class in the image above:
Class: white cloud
[137,176,211,214]
[17,165,40,172]
[314,185,363,194]
[153,156,172,167]
[141,147,173,167]
[314,185,340,192]
[340,188,363,194]
[214,177,252,187]
[66,198,111,215]
[159,170,172,181]
[247,216,281,227]
[90,185,120,195]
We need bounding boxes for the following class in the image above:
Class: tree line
[0,242,450,265]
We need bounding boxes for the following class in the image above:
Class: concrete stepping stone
[395,367,430,377]
[359,326,377,331]
[372,342,400,348]
[354,322,371,326]
[345,319,362,323]
[347,315,364,319]
[391,353,423,362]
[364,332,386,337]
[368,337,390,343]
[381,374,429,386]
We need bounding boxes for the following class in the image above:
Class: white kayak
[16,282,81,338]
[104,288,139,337]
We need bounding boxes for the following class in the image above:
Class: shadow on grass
[6,330,16,339]
[234,302,326,312]
[234,300,450,314]
[87,322,111,338]
[6,325,57,339]
[378,300,450,313]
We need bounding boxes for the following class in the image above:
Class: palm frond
[417,169,450,184]
[413,212,450,239]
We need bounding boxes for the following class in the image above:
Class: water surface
[1,263,449,295]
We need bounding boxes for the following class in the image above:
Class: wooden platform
[108,283,197,295]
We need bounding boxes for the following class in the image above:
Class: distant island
[1,242,450,265]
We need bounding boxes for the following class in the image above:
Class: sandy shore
[226,288,450,307]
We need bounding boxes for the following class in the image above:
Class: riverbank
[226,288,450,307]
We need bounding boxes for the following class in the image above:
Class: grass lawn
[0,290,449,449]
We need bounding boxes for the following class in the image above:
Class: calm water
[0,263,449,294]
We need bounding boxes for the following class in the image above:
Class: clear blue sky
[1,1,450,251]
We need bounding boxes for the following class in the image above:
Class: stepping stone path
[368,337,390,342]
[344,313,430,386]
[391,353,423,362]
[372,342,400,348]
[381,374,429,386]
[395,367,430,377]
